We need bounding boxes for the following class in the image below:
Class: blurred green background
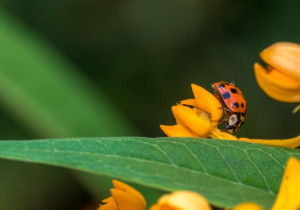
[0,0,299,209]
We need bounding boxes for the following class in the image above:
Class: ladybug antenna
[231,77,236,86]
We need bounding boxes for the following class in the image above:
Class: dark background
[0,0,299,209]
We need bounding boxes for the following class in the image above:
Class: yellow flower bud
[150,190,212,210]
[260,42,300,80]
[254,42,300,103]
[233,202,263,210]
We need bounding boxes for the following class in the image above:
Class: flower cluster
[160,83,300,148]
[98,157,300,210]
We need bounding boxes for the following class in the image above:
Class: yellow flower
[254,42,300,103]
[160,84,300,148]
[149,191,211,210]
[160,84,237,140]
[98,180,146,210]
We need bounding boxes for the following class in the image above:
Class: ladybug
[212,81,247,134]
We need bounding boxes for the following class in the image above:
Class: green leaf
[0,137,298,209]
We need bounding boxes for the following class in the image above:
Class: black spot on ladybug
[230,88,238,94]
[225,82,230,85]
[222,92,230,99]
[241,103,244,108]
[219,83,225,88]
[233,102,239,108]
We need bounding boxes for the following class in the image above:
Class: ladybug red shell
[212,81,247,134]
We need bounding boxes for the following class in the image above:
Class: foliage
[0,137,298,208]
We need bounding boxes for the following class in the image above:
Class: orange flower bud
[254,42,300,103]
[260,42,300,80]
[233,202,263,210]
[150,191,212,210]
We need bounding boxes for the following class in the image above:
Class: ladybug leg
[217,108,233,125]
[217,107,232,123]
[218,107,232,113]
[217,106,231,112]
[218,115,229,124]
[216,111,229,125]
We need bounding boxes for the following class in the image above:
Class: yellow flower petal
[254,63,300,102]
[110,188,146,210]
[171,105,211,137]
[272,157,300,210]
[180,98,197,107]
[233,202,263,210]
[112,180,146,207]
[209,126,238,140]
[260,42,300,81]
[191,84,223,122]
[98,180,146,210]
[160,124,199,137]
[239,135,300,148]
[255,63,300,90]
[267,65,300,86]
[98,197,118,210]
[149,191,212,210]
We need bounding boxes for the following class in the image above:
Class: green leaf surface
[0,137,298,209]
